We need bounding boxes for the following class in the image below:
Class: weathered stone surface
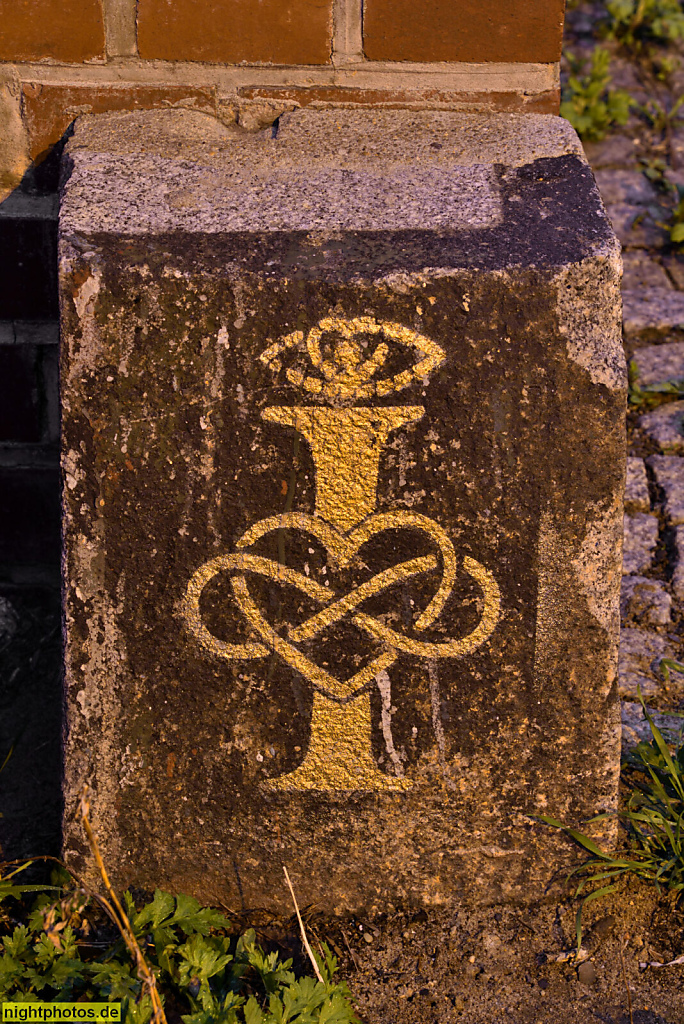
[623,289,684,337]
[647,454,684,523]
[632,341,684,385]
[639,400,684,452]
[58,109,624,911]
[622,513,658,574]
[618,628,675,698]
[620,575,671,627]
[625,456,650,513]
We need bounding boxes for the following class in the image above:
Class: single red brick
[0,0,105,62]
[21,83,217,161]
[137,0,333,64]
[363,0,565,64]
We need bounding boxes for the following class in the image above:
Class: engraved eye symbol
[259,316,445,402]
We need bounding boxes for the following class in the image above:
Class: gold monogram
[183,318,500,791]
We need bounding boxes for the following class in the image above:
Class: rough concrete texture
[622,512,658,574]
[59,109,624,912]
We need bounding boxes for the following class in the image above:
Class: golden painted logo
[183,317,500,791]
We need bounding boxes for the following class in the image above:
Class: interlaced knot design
[184,511,501,702]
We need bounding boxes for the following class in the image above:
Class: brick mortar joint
[0,59,559,82]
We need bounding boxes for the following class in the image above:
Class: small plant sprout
[561,48,634,141]
[602,0,684,53]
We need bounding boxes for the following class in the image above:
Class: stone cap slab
[60,108,610,259]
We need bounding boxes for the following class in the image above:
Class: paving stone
[583,134,638,169]
[621,699,684,750]
[625,456,650,513]
[672,524,684,602]
[662,254,684,290]
[646,454,684,523]
[621,252,672,292]
[593,169,657,205]
[58,108,625,910]
[622,289,684,337]
[618,628,676,698]
[631,341,684,385]
[622,513,659,574]
[605,206,668,249]
[620,575,672,626]
[639,400,684,452]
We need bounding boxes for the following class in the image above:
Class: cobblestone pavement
[561,7,684,754]
[585,131,684,750]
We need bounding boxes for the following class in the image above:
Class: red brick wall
[0,0,105,62]
[363,0,565,63]
[137,0,333,64]
[0,0,565,174]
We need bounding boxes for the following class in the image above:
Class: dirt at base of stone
[327,881,683,1024]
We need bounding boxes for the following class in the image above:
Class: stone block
[137,0,333,64]
[632,341,684,386]
[0,0,104,62]
[622,513,658,574]
[639,401,684,453]
[362,0,565,63]
[59,109,624,910]
[620,575,671,627]
[647,454,684,524]
[625,456,650,513]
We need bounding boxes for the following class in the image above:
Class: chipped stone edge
[554,238,625,392]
